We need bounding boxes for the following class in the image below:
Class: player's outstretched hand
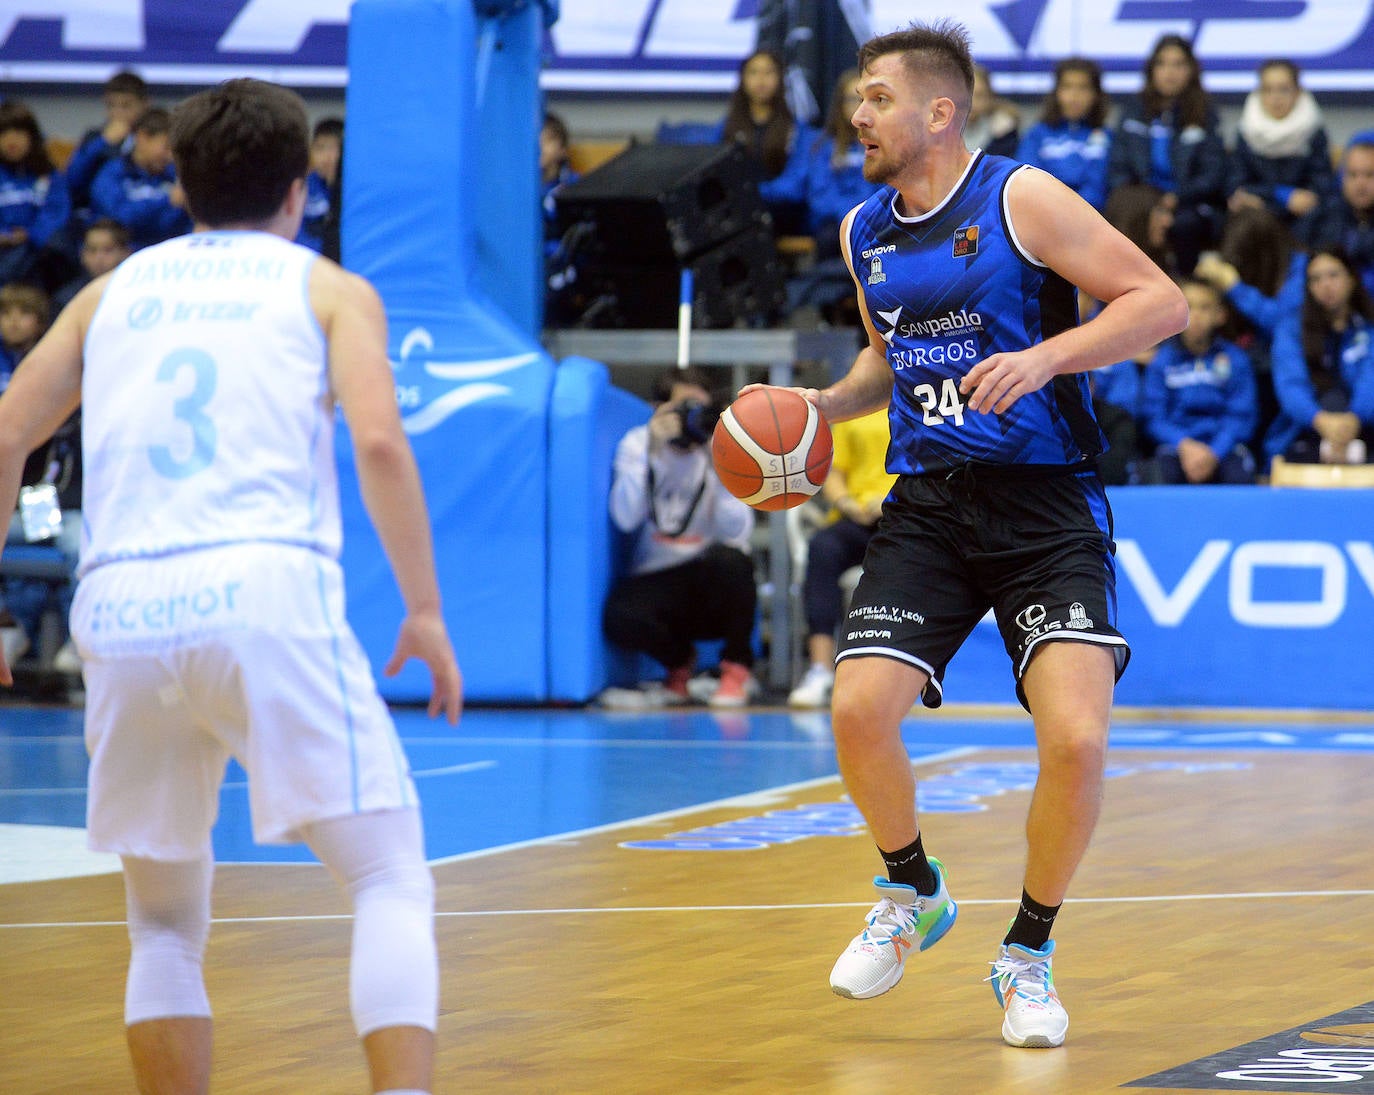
[385,610,463,724]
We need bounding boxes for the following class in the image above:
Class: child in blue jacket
[1266,248,1374,465]
[0,101,71,286]
[1018,58,1111,211]
[1143,278,1259,483]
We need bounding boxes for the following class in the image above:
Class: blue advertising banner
[943,487,1374,711]
[3,0,1374,92]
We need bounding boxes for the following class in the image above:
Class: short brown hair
[170,79,309,228]
[0,283,51,328]
[104,70,148,100]
[856,19,975,114]
[133,106,172,138]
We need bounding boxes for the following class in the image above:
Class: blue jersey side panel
[849,152,1105,474]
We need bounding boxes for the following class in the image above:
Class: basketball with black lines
[711,387,832,511]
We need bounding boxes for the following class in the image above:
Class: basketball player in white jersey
[0,79,462,1095]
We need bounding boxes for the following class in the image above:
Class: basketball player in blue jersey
[0,80,461,1094]
[751,21,1187,1048]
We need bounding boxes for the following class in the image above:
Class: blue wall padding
[472,3,544,337]
[545,357,649,701]
[340,0,553,702]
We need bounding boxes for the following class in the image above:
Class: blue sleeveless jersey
[848,151,1105,474]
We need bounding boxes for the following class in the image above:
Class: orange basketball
[711,387,833,511]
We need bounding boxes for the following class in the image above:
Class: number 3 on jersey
[149,348,218,479]
[912,378,966,427]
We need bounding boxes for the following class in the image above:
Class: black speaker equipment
[555,141,768,264]
[567,220,787,330]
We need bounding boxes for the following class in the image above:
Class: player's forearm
[1049,283,1188,378]
[0,457,21,560]
[819,347,891,423]
[353,434,444,616]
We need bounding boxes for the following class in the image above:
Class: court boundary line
[6,889,1374,931]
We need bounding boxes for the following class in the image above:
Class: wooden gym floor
[3,701,1374,1093]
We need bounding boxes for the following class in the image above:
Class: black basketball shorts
[837,464,1130,711]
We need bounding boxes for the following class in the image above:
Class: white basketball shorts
[72,542,417,860]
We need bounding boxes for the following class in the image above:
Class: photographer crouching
[600,366,761,709]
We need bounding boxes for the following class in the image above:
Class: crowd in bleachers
[553,38,1374,487]
[2,39,1374,694]
[0,71,348,682]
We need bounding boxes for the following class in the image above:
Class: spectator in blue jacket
[296,116,342,260]
[1017,58,1111,211]
[803,68,882,250]
[783,68,883,323]
[51,218,131,313]
[62,71,148,222]
[1226,59,1331,248]
[1266,247,1374,465]
[1142,278,1259,483]
[539,111,578,257]
[1109,34,1226,274]
[89,107,192,250]
[1312,141,1374,299]
[0,101,71,287]
[0,281,46,384]
[716,49,813,234]
[1195,248,1306,342]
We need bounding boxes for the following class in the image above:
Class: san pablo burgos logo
[873,306,984,348]
[389,327,541,435]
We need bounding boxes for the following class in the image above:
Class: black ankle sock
[1003,889,1060,950]
[879,834,937,896]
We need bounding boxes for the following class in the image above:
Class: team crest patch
[953,225,979,257]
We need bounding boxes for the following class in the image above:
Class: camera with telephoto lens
[669,399,721,449]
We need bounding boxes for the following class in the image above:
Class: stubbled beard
[862,155,897,185]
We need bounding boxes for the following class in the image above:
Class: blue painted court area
[2,703,1373,867]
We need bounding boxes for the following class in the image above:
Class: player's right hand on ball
[736,382,823,405]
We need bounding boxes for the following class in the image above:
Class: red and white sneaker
[708,660,758,707]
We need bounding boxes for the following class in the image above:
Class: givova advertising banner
[2,0,1374,92]
[943,486,1374,711]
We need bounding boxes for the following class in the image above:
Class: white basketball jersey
[80,231,338,575]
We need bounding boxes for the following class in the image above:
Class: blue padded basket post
[340,0,554,702]
[472,1,546,338]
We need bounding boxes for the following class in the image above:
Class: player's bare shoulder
[62,270,119,337]
[307,253,385,336]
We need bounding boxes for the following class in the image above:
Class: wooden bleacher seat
[566,139,630,176]
[1269,454,1374,487]
[45,136,75,171]
[774,235,816,259]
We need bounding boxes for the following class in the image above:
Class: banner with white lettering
[943,487,1374,711]
[3,1,1374,92]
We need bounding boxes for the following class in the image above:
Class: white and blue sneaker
[829,858,957,1000]
[988,940,1069,1048]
